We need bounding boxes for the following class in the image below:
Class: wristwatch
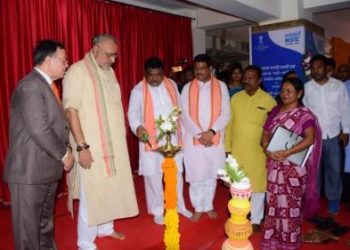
[76,143,90,152]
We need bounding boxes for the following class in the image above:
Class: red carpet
[1,175,350,249]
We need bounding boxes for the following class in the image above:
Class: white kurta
[128,80,183,176]
[181,79,230,183]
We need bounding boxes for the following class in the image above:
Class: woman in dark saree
[261,78,322,250]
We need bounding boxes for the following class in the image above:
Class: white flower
[171,114,178,122]
[226,154,239,171]
[220,154,251,185]
[217,169,227,176]
[240,177,250,184]
[226,154,233,164]
[237,170,244,176]
[160,114,167,121]
[166,118,172,125]
[160,120,173,132]
[221,176,231,183]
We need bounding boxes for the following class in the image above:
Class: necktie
[51,82,61,102]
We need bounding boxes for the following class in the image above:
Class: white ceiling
[112,0,350,26]
[111,0,350,61]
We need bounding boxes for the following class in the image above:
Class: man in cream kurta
[225,65,276,232]
[63,34,138,250]
[128,57,192,225]
[181,54,230,222]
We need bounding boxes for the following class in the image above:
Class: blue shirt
[228,86,243,98]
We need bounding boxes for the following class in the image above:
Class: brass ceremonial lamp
[157,132,181,157]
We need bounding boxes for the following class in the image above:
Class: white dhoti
[144,171,192,218]
[189,178,217,212]
[78,183,114,250]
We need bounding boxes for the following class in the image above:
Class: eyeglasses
[96,45,118,59]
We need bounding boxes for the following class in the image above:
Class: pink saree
[261,105,322,250]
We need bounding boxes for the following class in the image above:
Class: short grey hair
[92,33,117,46]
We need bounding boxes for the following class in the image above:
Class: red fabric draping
[0,0,193,203]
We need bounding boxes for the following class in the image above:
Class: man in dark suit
[3,40,74,250]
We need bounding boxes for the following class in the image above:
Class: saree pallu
[261,106,322,250]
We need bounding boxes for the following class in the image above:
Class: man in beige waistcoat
[63,33,139,250]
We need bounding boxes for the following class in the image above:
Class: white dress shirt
[303,77,350,139]
[35,67,53,85]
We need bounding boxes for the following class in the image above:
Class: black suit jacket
[4,70,69,184]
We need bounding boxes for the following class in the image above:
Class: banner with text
[251,26,305,96]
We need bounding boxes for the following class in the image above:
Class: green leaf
[141,133,149,143]
[224,162,246,183]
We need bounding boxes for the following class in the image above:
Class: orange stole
[189,77,221,145]
[142,77,182,151]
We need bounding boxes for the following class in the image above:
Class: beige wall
[314,10,350,43]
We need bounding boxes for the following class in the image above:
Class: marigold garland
[162,157,180,250]
[164,209,180,249]
[162,158,177,209]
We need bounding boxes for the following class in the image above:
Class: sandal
[302,230,339,243]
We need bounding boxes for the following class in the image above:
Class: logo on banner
[255,35,268,51]
[284,31,301,46]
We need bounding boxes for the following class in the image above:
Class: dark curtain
[0,0,193,203]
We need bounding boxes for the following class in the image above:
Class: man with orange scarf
[63,34,138,249]
[181,54,230,222]
[128,57,192,225]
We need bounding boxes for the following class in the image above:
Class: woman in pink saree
[261,78,322,250]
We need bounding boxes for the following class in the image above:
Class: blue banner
[251,26,306,96]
